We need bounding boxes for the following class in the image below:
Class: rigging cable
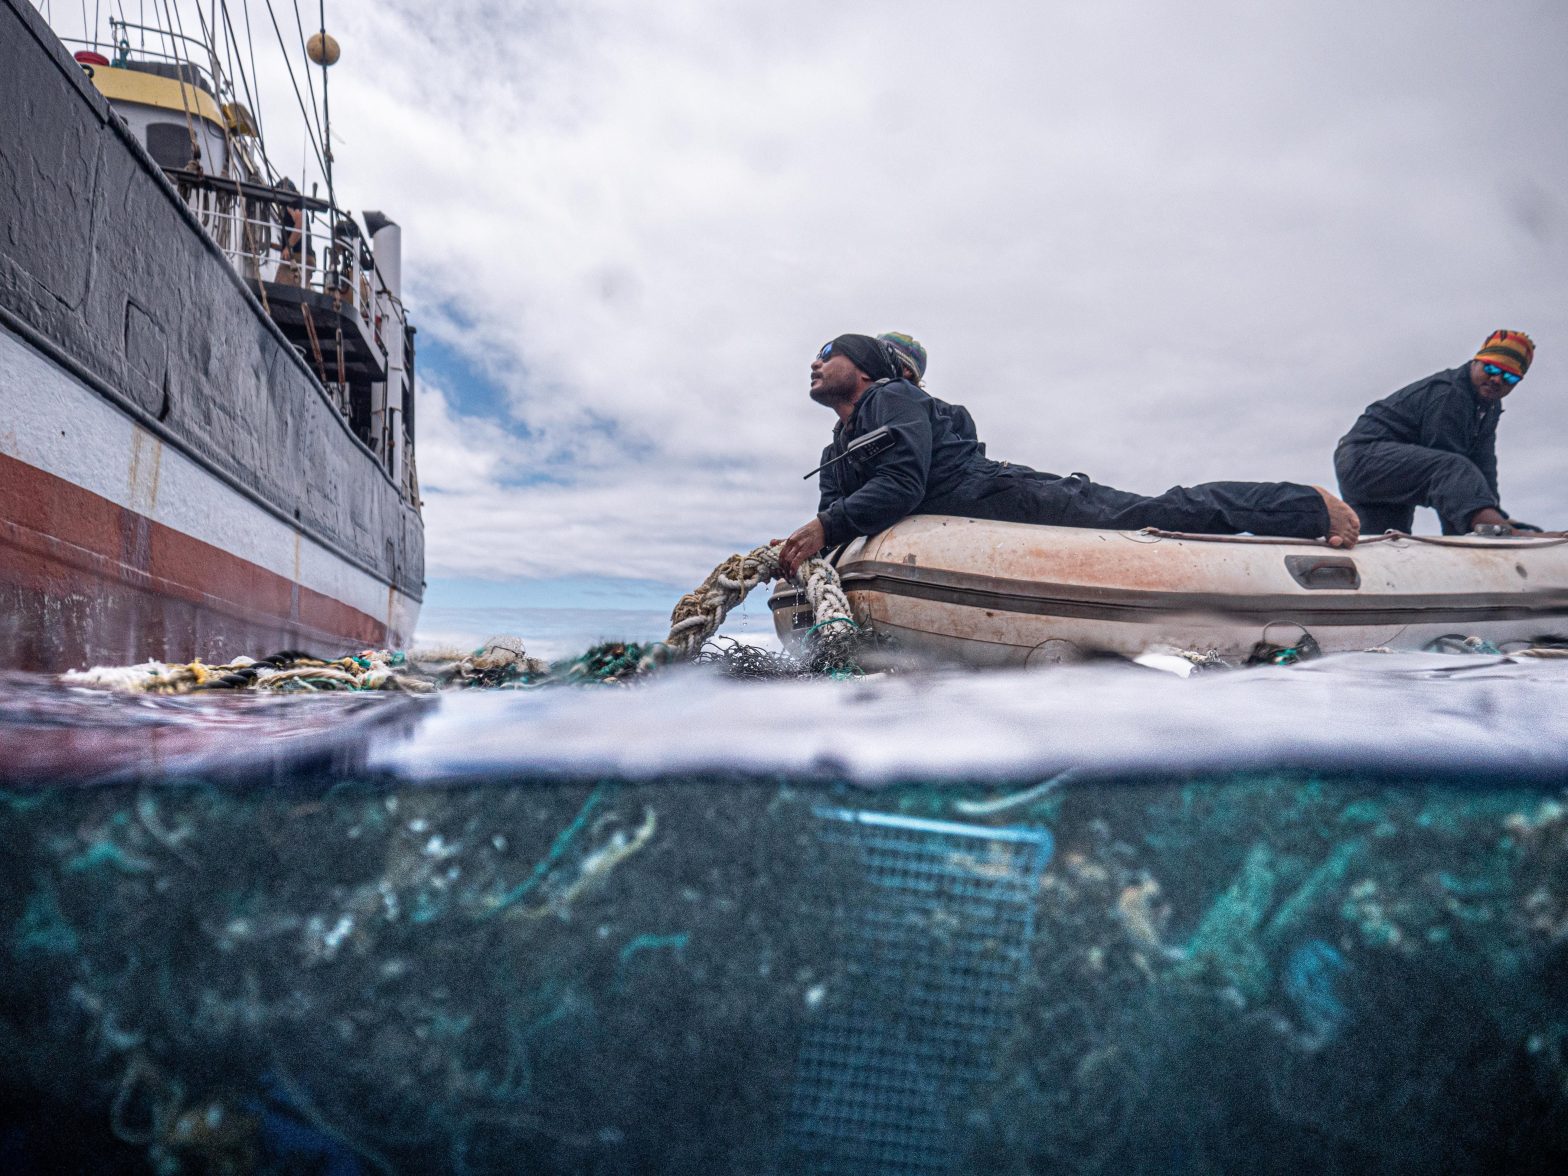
[153,0,204,169]
[239,0,275,179]
[220,0,271,177]
[316,0,333,204]
[190,0,246,254]
[218,4,266,184]
[192,0,236,162]
[260,0,329,185]
[217,2,242,124]
[289,0,331,208]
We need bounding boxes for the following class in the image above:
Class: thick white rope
[663,542,860,659]
[795,556,855,636]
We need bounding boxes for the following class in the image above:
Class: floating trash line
[61,543,875,693]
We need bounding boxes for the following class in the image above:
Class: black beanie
[823,334,897,382]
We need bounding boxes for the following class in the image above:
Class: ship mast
[318,1,334,209]
[305,2,340,217]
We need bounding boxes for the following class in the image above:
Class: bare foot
[1313,486,1359,548]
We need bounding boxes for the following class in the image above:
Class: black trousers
[923,468,1330,539]
[1334,442,1495,535]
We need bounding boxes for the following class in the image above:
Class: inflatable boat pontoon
[768,516,1568,666]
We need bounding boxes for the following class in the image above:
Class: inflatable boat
[768,516,1568,666]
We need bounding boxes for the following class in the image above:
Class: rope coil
[662,543,858,658]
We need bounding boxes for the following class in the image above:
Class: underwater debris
[1281,938,1350,1048]
[614,933,690,994]
[953,772,1075,817]
[970,772,1568,1175]
[0,778,864,1173]
[1114,877,1169,952]
[4,755,1568,1172]
[1248,630,1323,666]
[511,807,659,921]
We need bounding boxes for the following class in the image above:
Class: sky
[47,0,1568,613]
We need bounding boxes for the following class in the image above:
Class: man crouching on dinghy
[1334,330,1551,537]
[777,334,1360,577]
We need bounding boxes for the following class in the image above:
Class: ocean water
[2,629,1567,1174]
[412,600,780,661]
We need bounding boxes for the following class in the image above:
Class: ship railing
[193,190,416,488]
[60,24,225,110]
[197,199,397,354]
[57,35,216,96]
[115,19,221,90]
[57,33,220,98]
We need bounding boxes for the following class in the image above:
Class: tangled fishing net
[61,542,879,694]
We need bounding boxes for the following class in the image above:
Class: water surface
[2,649,1565,1174]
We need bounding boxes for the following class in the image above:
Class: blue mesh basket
[786,807,1054,1174]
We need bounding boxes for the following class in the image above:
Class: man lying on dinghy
[777,333,1360,578]
[1335,330,1553,537]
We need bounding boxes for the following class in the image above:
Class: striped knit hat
[1475,330,1534,376]
[878,331,928,381]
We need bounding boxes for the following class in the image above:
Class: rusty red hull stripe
[0,449,390,671]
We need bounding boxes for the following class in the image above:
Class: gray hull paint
[0,0,423,606]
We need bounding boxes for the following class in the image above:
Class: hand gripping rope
[663,543,857,659]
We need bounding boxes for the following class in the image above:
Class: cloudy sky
[54,0,1568,610]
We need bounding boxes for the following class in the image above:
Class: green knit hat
[878,331,927,381]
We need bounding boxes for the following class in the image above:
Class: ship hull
[1,0,424,672]
[1,325,417,669]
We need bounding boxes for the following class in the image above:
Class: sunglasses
[1482,363,1522,386]
[816,342,834,361]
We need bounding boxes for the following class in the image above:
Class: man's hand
[776,517,827,579]
[1468,508,1560,536]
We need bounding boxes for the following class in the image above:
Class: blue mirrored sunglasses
[1482,363,1522,386]
[816,342,834,361]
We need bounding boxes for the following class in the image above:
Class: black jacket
[1335,365,1502,499]
[815,382,1330,543]
[933,397,981,450]
[815,379,992,547]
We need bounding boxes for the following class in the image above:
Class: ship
[0,0,424,671]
